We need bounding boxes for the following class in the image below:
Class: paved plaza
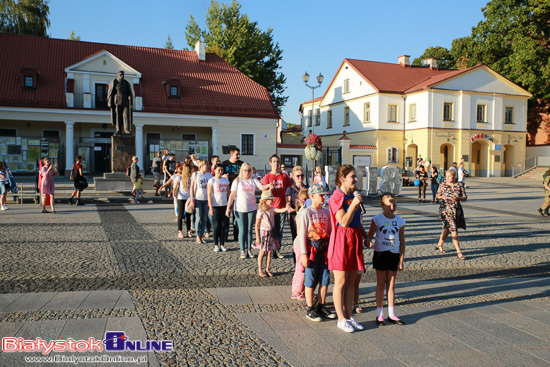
[0,177,549,366]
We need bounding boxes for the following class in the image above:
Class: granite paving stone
[41,291,91,311]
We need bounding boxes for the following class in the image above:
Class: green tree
[0,0,50,36]
[68,30,80,41]
[412,46,455,69]
[165,34,174,49]
[185,0,287,113]
[468,0,550,141]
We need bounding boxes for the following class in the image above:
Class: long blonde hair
[181,164,193,190]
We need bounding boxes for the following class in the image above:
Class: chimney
[398,55,410,67]
[195,41,206,61]
[421,58,438,69]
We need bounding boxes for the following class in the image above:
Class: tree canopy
[0,0,50,37]
[412,46,455,70]
[185,0,287,114]
[68,30,80,41]
[165,34,174,49]
[414,0,550,141]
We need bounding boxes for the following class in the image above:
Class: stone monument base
[94,135,135,192]
[111,135,135,173]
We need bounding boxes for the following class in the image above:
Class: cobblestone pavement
[0,177,549,366]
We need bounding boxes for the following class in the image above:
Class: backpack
[69,165,77,181]
[436,173,445,185]
[126,166,131,176]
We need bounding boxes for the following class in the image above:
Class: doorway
[93,131,112,173]
[439,144,454,172]
[472,141,489,177]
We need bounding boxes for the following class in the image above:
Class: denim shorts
[304,252,330,288]
[0,181,8,195]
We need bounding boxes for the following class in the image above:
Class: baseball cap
[308,183,329,195]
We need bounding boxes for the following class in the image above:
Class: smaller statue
[107,70,133,135]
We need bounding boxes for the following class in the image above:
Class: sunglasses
[295,174,304,178]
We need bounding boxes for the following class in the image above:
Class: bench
[14,183,40,205]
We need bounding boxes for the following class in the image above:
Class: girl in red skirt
[328,164,371,333]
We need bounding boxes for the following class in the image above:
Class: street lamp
[303,72,324,136]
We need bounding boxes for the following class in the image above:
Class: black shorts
[373,251,400,272]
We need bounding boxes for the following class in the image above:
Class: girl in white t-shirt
[367,193,406,326]
[291,189,309,299]
[190,161,213,244]
[172,165,193,238]
[208,163,230,252]
[226,162,273,259]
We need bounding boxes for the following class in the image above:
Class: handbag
[455,202,466,230]
[184,199,194,213]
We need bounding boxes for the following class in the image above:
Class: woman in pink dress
[40,158,59,213]
[328,164,370,332]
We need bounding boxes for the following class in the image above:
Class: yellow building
[298,56,531,176]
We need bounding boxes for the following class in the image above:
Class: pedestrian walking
[226,162,272,259]
[429,166,443,204]
[222,147,244,241]
[328,164,369,333]
[255,190,289,277]
[152,151,163,195]
[40,158,59,213]
[208,163,229,252]
[130,156,140,196]
[414,165,428,202]
[0,162,9,210]
[435,169,467,260]
[538,166,550,216]
[68,155,87,206]
[134,173,143,203]
[368,193,406,326]
[262,154,292,259]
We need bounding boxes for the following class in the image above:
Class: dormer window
[163,78,182,99]
[170,86,179,97]
[24,76,34,87]
[20,68,39,89]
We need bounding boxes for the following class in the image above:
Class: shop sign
[470,133,494,142]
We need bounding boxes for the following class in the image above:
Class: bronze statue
[107,70,133,135]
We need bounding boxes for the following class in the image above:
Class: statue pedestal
[111,135,135,173]
[94,135,135,192]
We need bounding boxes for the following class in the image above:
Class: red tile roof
[350,144,377,149]
[0,33,279,119]
[281,125,302,133]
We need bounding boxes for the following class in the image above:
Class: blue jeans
[274,212,287,249]
[235,210,257,252]
[431,184,439,201]
[194,200,208,236]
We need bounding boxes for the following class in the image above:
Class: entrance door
[472,141,489,177]
[94,143,111,172]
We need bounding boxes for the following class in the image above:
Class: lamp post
[302,72,324,136]
[303,71,324,181]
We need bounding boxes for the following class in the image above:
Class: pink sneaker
[291,293,306,300]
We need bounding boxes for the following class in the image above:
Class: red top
[261,172,291,209]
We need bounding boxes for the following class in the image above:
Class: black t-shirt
[222,159,244,185]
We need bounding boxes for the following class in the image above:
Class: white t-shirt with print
[173,174,190,200]
[208,176,229,207]
[231,178,262,213]
[191,171,213,201]
[372,213,406,254]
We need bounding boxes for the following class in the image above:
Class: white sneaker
[214,246,220,252]
[337,319,354,333]
[348,317,364,331]
[220,246,227,252]
[1,205,7,211]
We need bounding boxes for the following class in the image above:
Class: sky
[48,0,489,125]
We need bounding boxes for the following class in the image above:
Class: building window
[170,86,179,97]
[327,110,333,129]
[344,107,350,126]
[364,102,371,123]
[242,134,254,155]
[443,102,453,121]
[24,76,34,88]
[388,104,398,122]
[504,106,514,124]
[476,104,486,122]
[95,84,108,109]
[409,103,417,122]
[0,128,17,137]
[315,108,320,126]
[344,79,350,94]
[43,130,60,138]
[182,134,196,141]
[306,110,312,127]
[387,147,399,163]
